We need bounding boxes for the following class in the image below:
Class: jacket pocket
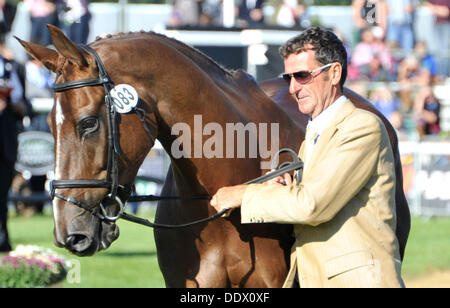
[324,250,374,279]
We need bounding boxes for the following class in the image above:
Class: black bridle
[50,44,304,229]
[50,44,129,222]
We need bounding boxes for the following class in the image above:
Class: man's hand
[264,170,293,186]
[210,171,293,215]
[210,185,248,214]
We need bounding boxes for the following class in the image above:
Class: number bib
[110,84,139,113]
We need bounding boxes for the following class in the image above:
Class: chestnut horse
[17,25,409,287]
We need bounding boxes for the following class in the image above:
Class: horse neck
[153,78,301,196]
[101,35,300,194]
[153,70,300,196]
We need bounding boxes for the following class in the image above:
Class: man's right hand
[264,170,293,186]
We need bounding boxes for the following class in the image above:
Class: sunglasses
[282,63,333,84]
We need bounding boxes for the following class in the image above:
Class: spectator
[0,0,17,43]
[369,84,403,130]
[25,58,53,100]
[347,81,368,98]
[275,0,308,28]
[367,53,392,81]
[414,41,439,83]
[351,27,394,81]
[352,0,388,44]
[385,0,418,51]
[425,0,450,77]
[237,0,265,28]
[199,0,222,26]
[169,0,201,27]
[0,47,26,252]
[24,0,60,46]
[396,54,431,115]
[414,86,441,137]
[61,0,91,44]
[397,54,431,86]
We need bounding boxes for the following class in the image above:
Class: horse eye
[78,117,99,136]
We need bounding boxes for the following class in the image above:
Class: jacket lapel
[298,140,306,160]
[304,100,355,174]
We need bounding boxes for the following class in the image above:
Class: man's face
[284,48,333,119]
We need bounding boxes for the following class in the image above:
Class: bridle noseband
[50,44,304,229]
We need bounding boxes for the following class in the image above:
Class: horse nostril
[66,234,92,253]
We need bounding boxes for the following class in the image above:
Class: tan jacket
[241,100,404,288]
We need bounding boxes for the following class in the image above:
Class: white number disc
[110,84,139,114]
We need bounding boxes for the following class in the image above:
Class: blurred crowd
[348,0,448,141]
[0,0,92,232]
[168,0,310,29]
[0,0,446,143]
[0,0,91,117]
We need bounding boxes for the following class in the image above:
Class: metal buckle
[99,194,124,222]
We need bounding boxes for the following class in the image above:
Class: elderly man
[210,27,404,288]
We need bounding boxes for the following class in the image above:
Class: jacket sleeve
[241,113,383,226]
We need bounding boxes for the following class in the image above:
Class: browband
[52,78,107,92]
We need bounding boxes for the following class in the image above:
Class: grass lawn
[402,216,450,279]
[3,208,450,287]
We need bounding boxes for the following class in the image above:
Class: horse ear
[14,36,60,72]
[47,24,88,67]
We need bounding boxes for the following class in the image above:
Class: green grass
[3,210,450,287]
[402,217,450,279]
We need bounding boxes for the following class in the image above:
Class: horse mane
[94,31,234,79]
[93,30,268,105]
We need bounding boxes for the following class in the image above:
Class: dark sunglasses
[282,63,333,84]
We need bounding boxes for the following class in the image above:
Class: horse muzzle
[63,222,120,256]
[65,232,97,256]
[52,194,123,256]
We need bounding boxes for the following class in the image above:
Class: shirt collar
[307,95,347,136]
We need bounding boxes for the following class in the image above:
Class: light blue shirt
[386,0,418,24]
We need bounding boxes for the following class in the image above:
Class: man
[210,27,404,288]
[425,0,450,77]
[23,0,59,46]
[0,51,25,252]
[385,0,418,51]
[61,0,92,45]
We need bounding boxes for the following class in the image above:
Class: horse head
[16,25,157,256]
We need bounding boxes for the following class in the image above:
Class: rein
[50,44,304,229]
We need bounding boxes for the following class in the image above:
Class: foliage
[8,212,164,288]
[0,245,67,288]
